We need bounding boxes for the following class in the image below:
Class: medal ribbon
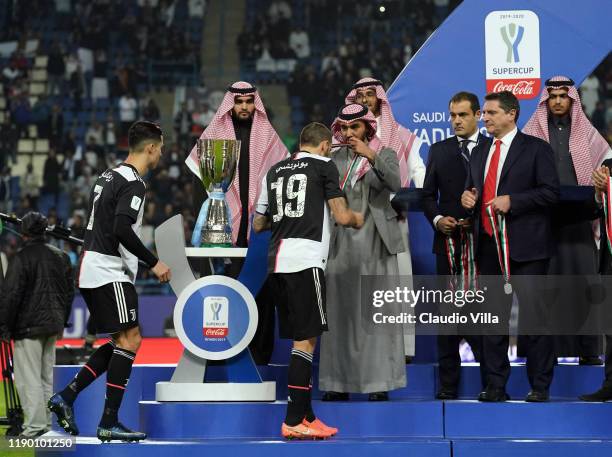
[486,205,512,293]
[340,153,360,191]
[445,236,458,276]
[602,177,612,258]
[445,225,478,290]
[460,229,478,290]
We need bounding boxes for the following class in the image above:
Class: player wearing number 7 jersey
[254,122,363,439]
[49,121,171,443]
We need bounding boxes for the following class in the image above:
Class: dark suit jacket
[422,133,488,255]
[465,130,560,262]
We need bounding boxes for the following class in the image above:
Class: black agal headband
[545,78,575,87]
[337,104,369,121]
[228,84,257,94]
[352,79,383,90]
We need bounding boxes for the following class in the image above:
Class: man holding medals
[461,91,560,402]
[524,76,612,365]
[318,103,407,401]
[422,91,486,399]
[583,161,612,401]
[345,78,427,363]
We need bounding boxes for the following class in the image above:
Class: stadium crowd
[1,0,611,278]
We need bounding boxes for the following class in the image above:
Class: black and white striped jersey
[256,152,343,273]
[78,163,146,288]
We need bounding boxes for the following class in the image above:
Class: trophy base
[201,242,233,248]
[199,187,234,247]
[201,230,233,246]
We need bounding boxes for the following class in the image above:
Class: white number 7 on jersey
[86,185,103,230]
[271,174,307,222]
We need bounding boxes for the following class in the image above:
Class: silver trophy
[196,139,240,246]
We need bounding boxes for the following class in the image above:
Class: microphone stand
[0,212,149,267]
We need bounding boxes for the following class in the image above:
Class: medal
[486,205,512,295]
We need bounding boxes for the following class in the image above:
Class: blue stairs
[42,363,612,457]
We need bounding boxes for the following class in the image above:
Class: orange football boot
[302,418,338,436]
[281,422,332,440]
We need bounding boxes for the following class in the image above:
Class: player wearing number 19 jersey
[254,122,363,440]
[49,121,171,443]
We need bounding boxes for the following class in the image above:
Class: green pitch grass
[1,382,35,456]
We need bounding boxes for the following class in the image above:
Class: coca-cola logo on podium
[203,296,229,340]
[485,10,541,99]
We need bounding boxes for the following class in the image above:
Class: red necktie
[482,139,502,236]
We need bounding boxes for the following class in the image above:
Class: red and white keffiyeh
[345,77,421,187]
[185,81,288,243]
[331,103,383,188]
[523,75,610,185]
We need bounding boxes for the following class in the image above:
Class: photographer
[0,212,74,437]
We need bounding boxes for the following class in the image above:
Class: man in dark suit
[581,160,612,401]
[461,91,560,402]
[422,91,485,399]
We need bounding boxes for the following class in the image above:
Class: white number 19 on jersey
[271,174,307,222]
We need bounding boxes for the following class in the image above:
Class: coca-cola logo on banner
[485,10,541,99]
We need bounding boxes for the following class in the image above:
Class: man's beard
[233,111,254,123]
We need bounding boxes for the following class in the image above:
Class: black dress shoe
[579,385,612,402]
[478,387,509,402]
[435,390,458,400]
[405,356,413,364]
[579,356,603,366]
[525,390,549,402]
[368,391,389,401]
[321,391,349,401]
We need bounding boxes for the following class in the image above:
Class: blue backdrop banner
[387,0,612,274]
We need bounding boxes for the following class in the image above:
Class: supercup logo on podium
[196,138,241,246]
[203,296,229,339]
[173,276,257,360]
[485,10,541,99]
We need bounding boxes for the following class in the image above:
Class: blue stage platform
[445,401,612,439]
[44,363,612,457]
[40,435,452,457]
[456,363,605,399]
[141,400,443,439]
[452,439,612,457]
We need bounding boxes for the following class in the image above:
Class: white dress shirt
[483,127,518,194]
[433,130,481,230]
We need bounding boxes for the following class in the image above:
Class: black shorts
[80,282,139,334]
[270,268,328,341]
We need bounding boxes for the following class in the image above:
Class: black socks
[285,348,314,426]
[99,346,136,428]
[60,341,115,405]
